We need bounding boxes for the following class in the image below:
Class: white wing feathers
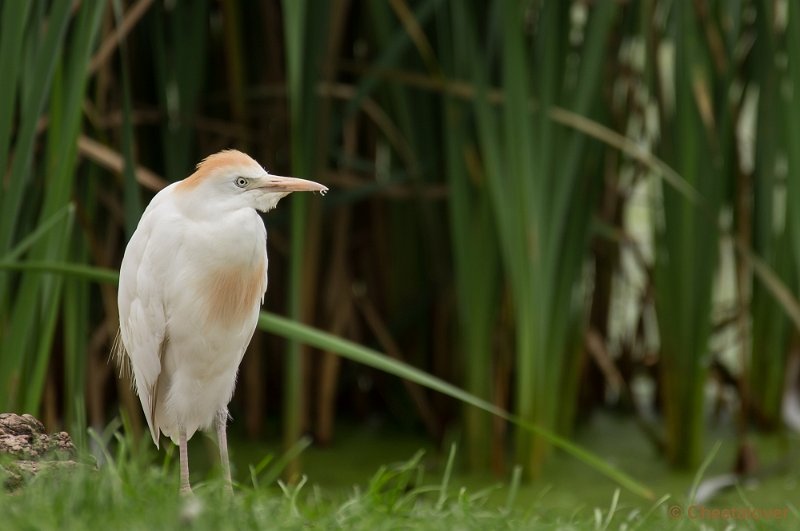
[117,192,174,448]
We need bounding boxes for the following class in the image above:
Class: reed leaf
[257,312,652,500]
[467,0,617,476]
[281,0,331,481]
[653,1,730,467]
[151,0,208,181]
[746,0,794,426]
[23,0,105,413]
[113,0,144,238]
[783,0,800,295]
[436,2,500,470]
[0,0,71,307]
[0,1,104,412]
[0,0,31,188]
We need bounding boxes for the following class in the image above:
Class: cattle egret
[114,149,327,493]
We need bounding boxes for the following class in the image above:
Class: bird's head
[175,150,327,215]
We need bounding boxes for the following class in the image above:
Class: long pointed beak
[259,175,328,194]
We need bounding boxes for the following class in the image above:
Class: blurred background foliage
[2,0,800,488]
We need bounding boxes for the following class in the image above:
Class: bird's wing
[117,191,177,448]
[261,230,269,301]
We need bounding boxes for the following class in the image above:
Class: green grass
[0,452,679,529]
[0,442,547,530]
[3,417,799,530]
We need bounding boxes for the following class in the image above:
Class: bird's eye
[235,177,249,188]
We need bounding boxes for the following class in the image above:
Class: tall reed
[281,0,331,481]
[456,1,617,476]
[747,0,794,427]
[436,3,500,470]
[0,2,104,414]
[652,2,731,467]
[783,0,800,306]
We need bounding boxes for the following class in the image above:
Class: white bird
[114,149,327,493]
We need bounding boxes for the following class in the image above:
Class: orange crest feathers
[177,150,262,191]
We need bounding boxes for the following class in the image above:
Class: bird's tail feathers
[111,328,161,449]
[146,382,161,449]
[146,417,160,450]
[111,328,134,385]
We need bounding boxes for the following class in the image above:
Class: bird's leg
[216,408,233,492]
[179,426,192,495]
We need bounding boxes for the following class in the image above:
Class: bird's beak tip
[261,175,329,194]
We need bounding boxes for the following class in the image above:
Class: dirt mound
[0,413,78,490]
